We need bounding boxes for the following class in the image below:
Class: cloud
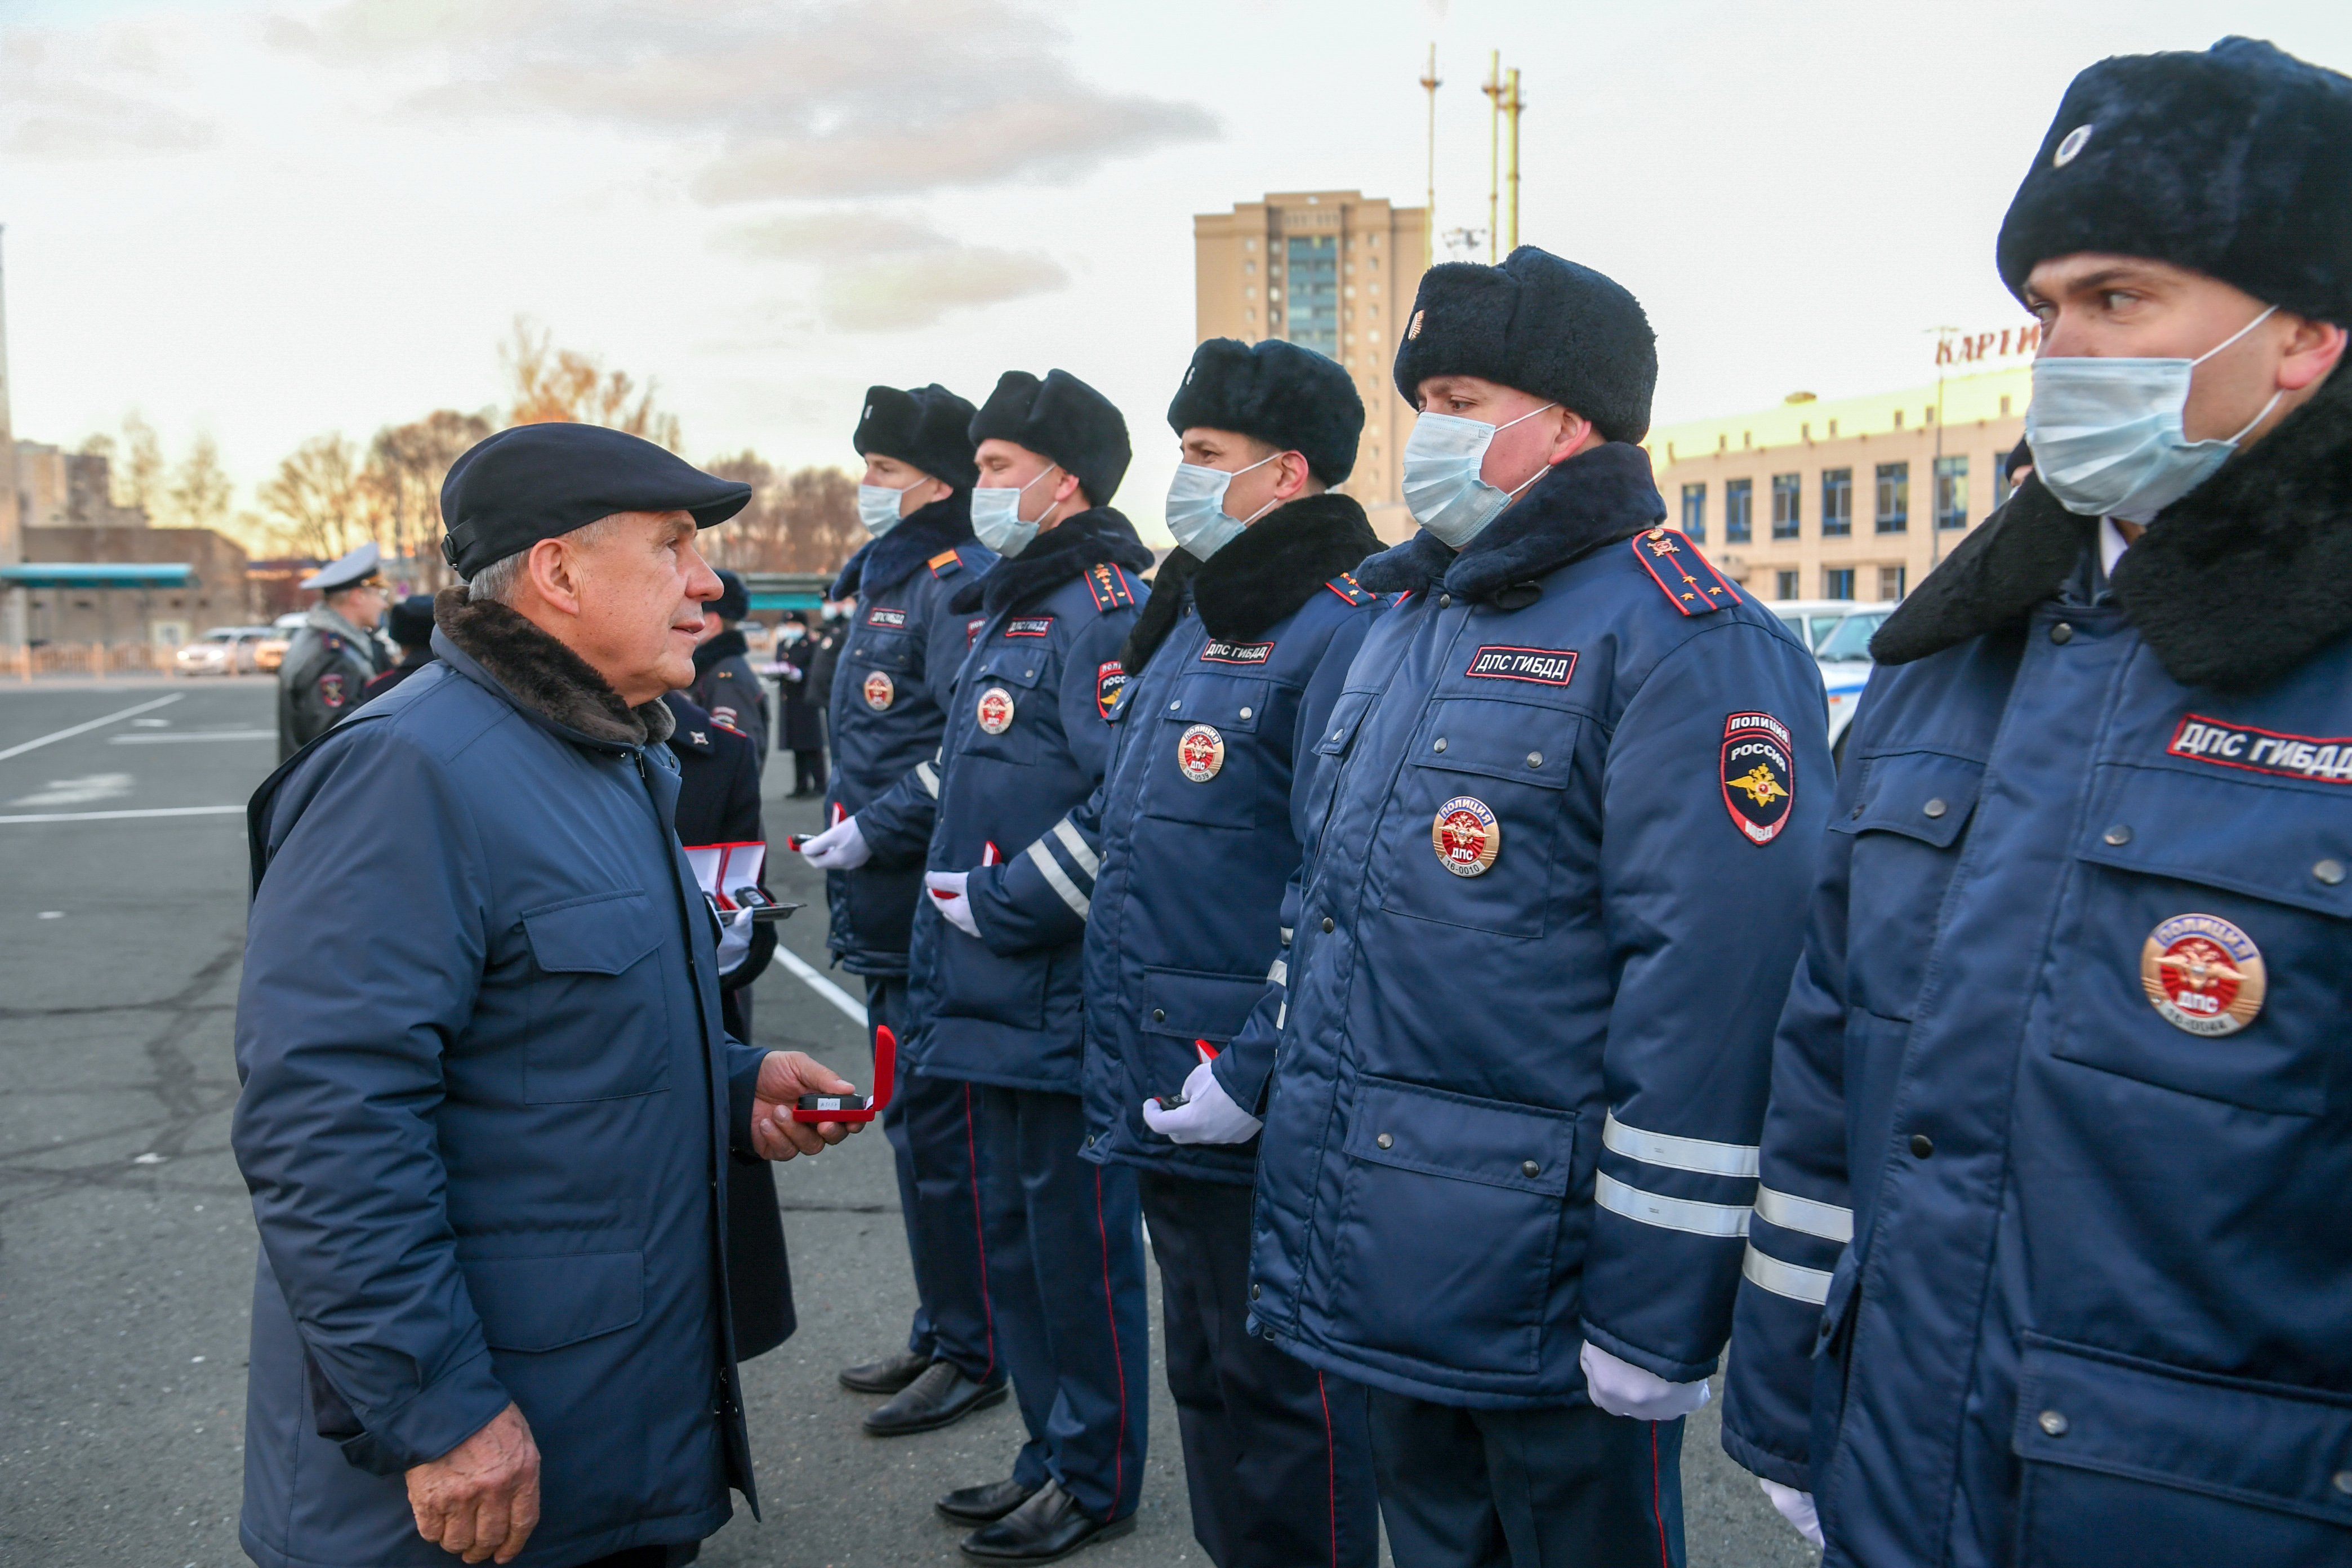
[0,27,219,157]
[716,208,1067,331]
[277,0,1218,200]
[715,211,952,262]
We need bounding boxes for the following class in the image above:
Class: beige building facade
[1193,190,1428,541]
[1645,363,2033,603]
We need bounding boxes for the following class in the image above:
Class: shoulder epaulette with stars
[1324,572,1378,608]
[1631,526,1743,616]
[929,547,965,579]
[1084,562,1140,613]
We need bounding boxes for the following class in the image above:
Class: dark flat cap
[386,593,436,648]
[855,384,979,488]
[440,423,753,579]
[1999,38,2352,325]
[1168,338,1363,484]
[1393,247,1657,444]
[968,369,1130,507]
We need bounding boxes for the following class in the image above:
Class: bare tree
[367,409,495,589]
[168,431,235,534]
[699,452,861,574]
[259,433,377,560]
[501,317,683,451]
[116,412,167,515]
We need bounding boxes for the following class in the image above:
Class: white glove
[1760,1478,1824,1549]
[715,906,755,978]
[1141,1059,1263,1145]
[800,814,870,870]
[1579,1340,1713,1422]
[925,870,979,938]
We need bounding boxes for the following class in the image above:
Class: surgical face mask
[781,625,805,644]
[1400,403,1558,547]
[1165,451,1281,560]
[2025,304,2283,520]
[970,464,1059,556]
[856,475,930,537]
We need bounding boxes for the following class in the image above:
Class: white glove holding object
[925,870,979,938]
[1759,1478,1824,1548]
[1579,1340,1713,1422]
[1141,1059,1263,1145]
[800,814,870,870]
[715,906,755,978]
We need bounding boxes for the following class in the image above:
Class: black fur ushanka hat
[853,383,980,488]
[1167,337,1363,484]
[968,369,1132,507]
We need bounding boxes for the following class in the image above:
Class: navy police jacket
[880,509,1153,1093]
[1072,493,1387,1186]
[1245,443,1832,1408]
[1722,393,2352,1568]
[825,493,995,977]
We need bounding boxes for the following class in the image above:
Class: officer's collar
[1353,440,1666,603]
[431,586,676,752]
[948,506,1156,617]
[830,490,976,601]
[1875,365,2352,692]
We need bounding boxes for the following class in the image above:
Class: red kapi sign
[1936,324,2042,366]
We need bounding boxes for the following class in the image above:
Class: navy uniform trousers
[1141,1171,1377,1567]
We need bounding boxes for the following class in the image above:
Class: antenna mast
[1483,52,1503,262]
[1419,44,1441,274]
[1505,69,1525,252]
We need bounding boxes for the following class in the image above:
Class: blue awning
[0,563,197,590]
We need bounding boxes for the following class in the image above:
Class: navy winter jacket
[884,508,1153,1093]
[233,595,770,1568]
[1245,444,1832,1408]
[824,493,995,976]
[1722,387,2352,1567]
[1073,493,1387,1186]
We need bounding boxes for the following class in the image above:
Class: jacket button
[2038,1410,2069,1437]
[1377,1133,1393,1149]
[1433,737,1448,752]
[1526,751,1543,768]
[1170,700,1182,710]
[1910,1133,1935,1158]
[2104,824,2133,846]
[1152,1008,1166,1022]
[1439,594,1452,608]
[1024,669,1035,678]
[1521,1159,1540,1177]
[2315,859,2346,886]
[1322,917,1334,933]
[2050,622,2074,644]
[1922,798,1947,818]
[1250,1282,1261,1299]
[2335,1470,2352,1495]
[1239,706,1253,719]
[1085,1134,1096,1147]
[1851,804,1864,819]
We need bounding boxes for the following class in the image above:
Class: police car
[1812,605,1889,768]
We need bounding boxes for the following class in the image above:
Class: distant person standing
[689,569,770,764]
[354,594,437,710]
[774,612,831,797]
[275,541,390,762]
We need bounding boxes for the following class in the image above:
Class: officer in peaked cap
[277,541,390,761]
[1244,246,1832,1568]
[1721,39,2352,1565]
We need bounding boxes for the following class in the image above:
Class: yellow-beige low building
[1645,364,2032,603]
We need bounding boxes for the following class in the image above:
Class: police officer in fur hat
[1245,248,1832,1567]
[276,541,390,761]
[1722,38,2352,1566]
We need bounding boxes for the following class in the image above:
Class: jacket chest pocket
[1140,675,1280,830]
[847,629,921,707]
[1833,750,1986,1021]
[1374,697,1579,939]
[518,890,671,1104]
[2051,766,2352,1116]
[958,655,1046,767]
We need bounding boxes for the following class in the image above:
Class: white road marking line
[769,942,869,1027]
[0,805,244,826]
[10,772,135,807]
[0,694,183,762]
[109,729,274,744]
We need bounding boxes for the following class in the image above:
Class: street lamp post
[1483,52,1503,262]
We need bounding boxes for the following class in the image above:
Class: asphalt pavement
[0,672,1814,1568]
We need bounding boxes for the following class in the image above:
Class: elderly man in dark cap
[276,540,390,760]
[233,422,865,1568]
[688,569,769,765]
[1722,38,2352,1568]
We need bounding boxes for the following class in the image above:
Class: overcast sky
[6,0,2350,542]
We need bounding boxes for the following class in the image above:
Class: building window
[1771,473,1801,540]
[1775,569,1800,599]
[1725,478,1753,543]
[1875,462,1909,533]
[1892,408,1905,429]
[1824,567,1855,600]
[1879,565,1908,601]
[1680,482,1706,540]
[1999,394,2012,416]
[1995,457,2017,509]
[1934,454,1969,529]
[1828,418,1839,438]
[1284,234,1340,358]
[1821,468,1852,537]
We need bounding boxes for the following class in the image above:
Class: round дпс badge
[2141,913,2266,1036]
[1177,723,1225,782]
[977,686,1017,735]
[863,670,895,711]
[1432,795,1501,877]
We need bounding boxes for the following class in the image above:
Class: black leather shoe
[838,1348,933,1395]
[862,1360,1009,1436]
[959,1480,1134,1562]
[936,1477,1038,1525]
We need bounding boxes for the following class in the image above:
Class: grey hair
[465,516,621,605]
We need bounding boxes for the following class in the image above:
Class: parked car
[1769,598,1872,654]
[175,625,280,675]
[1815,606,1892,768]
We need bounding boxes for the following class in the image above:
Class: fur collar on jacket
[948,506,1156,617]
[1874,366,2352,691]
[1120,492,1384,672]
[828,491,975,601]
[1353,440,1665,603]
[691,625,749,675]
[434,587,676,747]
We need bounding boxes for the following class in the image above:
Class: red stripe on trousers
[1093,1165,1129,1516]
[1651,1422,1670,1568]
[963,1085,995,1380]
[1318,1371,1338,1567]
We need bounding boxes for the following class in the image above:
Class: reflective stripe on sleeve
[1051,817,1099,879]
[1742,1241,1833,1304]
[1267,956,1288,986]
[1593,1170,1750,1239]
[1602,1111,1761,1178]
[915,761,940,798]
[1026,838,1090,919]
[1754,1184,1854,1243]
